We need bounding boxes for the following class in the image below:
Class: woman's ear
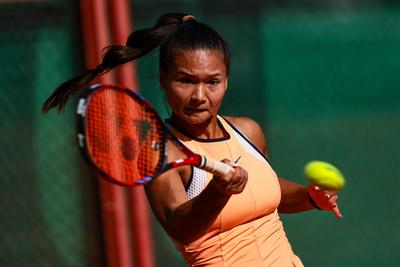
[224,77,229,91]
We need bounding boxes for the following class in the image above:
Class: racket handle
[200,157,234,176]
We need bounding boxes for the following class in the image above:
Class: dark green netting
[2,1,399,266]
[132,2,400,267]
[0,2,104,267]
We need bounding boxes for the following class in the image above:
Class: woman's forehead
[170,49,226,70]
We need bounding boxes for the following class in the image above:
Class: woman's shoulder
[222,116,267,155]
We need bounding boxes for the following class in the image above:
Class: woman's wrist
[307,192,322,210]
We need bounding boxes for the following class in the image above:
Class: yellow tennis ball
[304,161,345,190]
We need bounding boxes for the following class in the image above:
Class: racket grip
[200,157,234,176]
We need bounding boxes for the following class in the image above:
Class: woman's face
[160,49,228,125]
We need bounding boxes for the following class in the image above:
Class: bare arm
[144,140,248,244]
[224,116,320,213]
[277,178,315,213]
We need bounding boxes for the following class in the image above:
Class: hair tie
[182,15,196,23]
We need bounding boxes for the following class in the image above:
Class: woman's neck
[169,114,225,139]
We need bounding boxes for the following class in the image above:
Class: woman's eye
[209,80,219,85]
[180,78,193,84]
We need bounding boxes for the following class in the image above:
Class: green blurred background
[1,0,399,266]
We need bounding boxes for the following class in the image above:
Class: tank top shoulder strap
[217,115,270,164]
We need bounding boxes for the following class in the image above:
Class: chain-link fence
[262,6,400,267]
[0,2,104,267]
[1,1,400,267]
[133,1,400,267]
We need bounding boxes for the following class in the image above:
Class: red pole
[107,0,138,89]
[80,1,134,267]
[108,1,156,267]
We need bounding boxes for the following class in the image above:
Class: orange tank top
[168,116,303,267]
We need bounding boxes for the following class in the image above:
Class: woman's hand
[308,184,342,218]
[209,159,248,196]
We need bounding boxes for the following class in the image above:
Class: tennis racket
[76,84,233,186]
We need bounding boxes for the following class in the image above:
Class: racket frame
[76,84,229,187]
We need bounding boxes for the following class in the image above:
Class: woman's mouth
[185,107,207,114]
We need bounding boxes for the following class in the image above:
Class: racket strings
[85,87,165,185]
[136,108,160,177]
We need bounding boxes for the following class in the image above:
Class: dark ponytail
[41,12,190,113]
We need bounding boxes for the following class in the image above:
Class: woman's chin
[183,113,213,125]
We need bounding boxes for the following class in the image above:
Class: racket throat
[173,156,202,168]
[198,156,207,169]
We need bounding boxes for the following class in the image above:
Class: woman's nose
[190,83,206,103]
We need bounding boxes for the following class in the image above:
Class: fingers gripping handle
[200,156,234,176]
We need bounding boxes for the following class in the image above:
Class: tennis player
[42,13,341,267]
